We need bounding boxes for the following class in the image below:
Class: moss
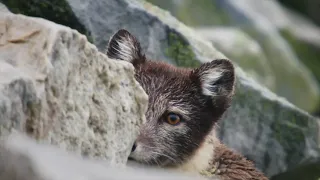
[1,0,92,43]
[165,31,201,68]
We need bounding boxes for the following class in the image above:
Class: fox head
[106,29,235,167]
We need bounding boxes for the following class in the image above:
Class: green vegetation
[165,31,201,68]
[1,0,93,42]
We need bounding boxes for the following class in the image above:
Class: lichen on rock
[165,30,200,68]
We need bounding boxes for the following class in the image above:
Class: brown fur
[206,143,268,180]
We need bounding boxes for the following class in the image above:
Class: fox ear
[106,29,145,66]
[192,59,235,106]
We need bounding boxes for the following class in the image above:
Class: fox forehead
[133,61,200,118]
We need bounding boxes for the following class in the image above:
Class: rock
[0,11,148,166]
[1,0,320,178]
[195,27,276,90]
[0,132,208,180]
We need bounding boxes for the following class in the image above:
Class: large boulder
[1,0,320,178]
[0,10,148,166]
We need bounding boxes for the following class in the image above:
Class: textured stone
[0,133,208,180]
[0,11,148,166]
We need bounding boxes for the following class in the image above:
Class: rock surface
[0,10,148,166]
[0,132,208,180]
[196,27,276,90]
[1,0,320,178]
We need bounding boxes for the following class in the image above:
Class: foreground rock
[0,11,148,166]
[1,0,320,178]
[0,133,207,180]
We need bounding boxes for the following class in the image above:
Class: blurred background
[146,0,320,118]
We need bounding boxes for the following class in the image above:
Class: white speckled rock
[0,133,209,180]
[0,11,148,166]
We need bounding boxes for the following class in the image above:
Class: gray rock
[0,132,209,180]
[195,27,276,90]
[62,0,320,177]
[0,11,148,166]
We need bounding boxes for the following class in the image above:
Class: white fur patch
[167,106,191,119]
[114,36,136,62]
[129,142,148,161]
[171,129,219,174]
[200,68,225,96]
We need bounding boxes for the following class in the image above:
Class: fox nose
[131,142,137,152]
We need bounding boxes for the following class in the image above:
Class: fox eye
[166,112,181,125]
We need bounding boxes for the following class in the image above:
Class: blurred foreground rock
[0,133,207,180]
[0,10,148,166]
[1,0,320,178]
